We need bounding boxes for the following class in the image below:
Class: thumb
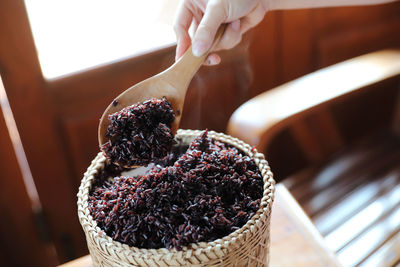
[192,1,226,57]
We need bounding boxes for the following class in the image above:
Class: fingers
[214,20,242,51]
[174,0,267,64]
[240,3,266,34]
[175,33,191,61]
[203,20,241,66]
[204,53,221,66]
[174,1,195,60]
[192,0,227,56]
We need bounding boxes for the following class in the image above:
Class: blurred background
[0,0,399,266]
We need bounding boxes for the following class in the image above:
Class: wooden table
[60,184,340,267]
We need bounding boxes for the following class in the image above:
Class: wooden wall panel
[317,18,400,67]
[61,115,99,185]
[314,3,400,67]
[247,12,279,98]
[181,41,256,132]
[277,9,315,83]
[0,99,57,266]
[182,67,239,131]
[313,3,400,35]
[48,47,176,116]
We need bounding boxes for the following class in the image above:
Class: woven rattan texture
[78,130,275,266]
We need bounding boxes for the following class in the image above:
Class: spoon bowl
[98,26,226,149]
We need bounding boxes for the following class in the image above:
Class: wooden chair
[228,49,400,267]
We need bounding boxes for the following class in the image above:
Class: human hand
[174,0,270,65]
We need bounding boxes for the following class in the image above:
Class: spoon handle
[167,25,227,89]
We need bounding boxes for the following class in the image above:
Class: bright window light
[24,0,179,79]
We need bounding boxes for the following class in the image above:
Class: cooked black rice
[101,97,175,167]
[90,131,264,250]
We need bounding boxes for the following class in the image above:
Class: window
[24,0,179,79]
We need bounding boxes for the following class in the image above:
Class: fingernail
[231,20,240,31]
[192,41,208,57]
[205,59,211,65]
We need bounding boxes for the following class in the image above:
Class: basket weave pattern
[77,130,275,266]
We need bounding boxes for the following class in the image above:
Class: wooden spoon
[98,25,226,149]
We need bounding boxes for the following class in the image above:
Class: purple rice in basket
[89,131,264,250]
[101,97,176,167]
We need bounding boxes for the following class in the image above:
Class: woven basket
[77,129,275,267]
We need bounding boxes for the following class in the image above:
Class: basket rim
[77,129,275,260]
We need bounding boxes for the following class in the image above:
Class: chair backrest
[228,50,400,181]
